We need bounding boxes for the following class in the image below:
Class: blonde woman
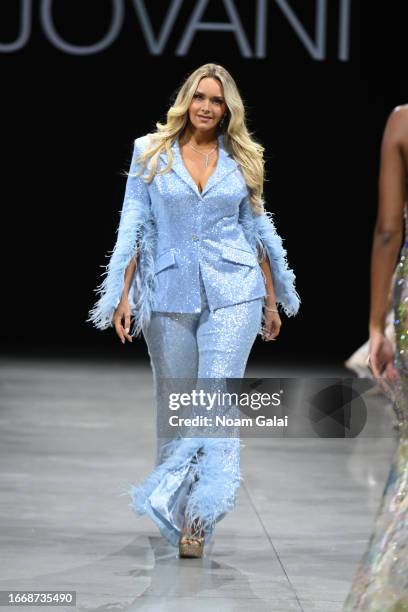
[87,63,300,557]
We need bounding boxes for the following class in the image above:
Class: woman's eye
[193,93,223,104]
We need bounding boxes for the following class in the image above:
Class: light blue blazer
[87,132,300,337]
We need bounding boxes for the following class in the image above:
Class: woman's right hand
[113,298,133,344]
[369,329,397,383]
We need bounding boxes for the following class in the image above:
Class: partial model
[343,106,408,609]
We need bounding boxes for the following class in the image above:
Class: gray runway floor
[0,356,398,611]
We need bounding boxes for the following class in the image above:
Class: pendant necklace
[187,141,218,167]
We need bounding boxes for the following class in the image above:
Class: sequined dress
[343,207,408,611]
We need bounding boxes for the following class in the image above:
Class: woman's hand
[369,329,397,382]
[113,297,133,344]
[261,307,282,342]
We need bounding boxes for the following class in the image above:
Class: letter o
[40,0,124,55]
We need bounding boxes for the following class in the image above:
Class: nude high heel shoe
[179,517,205,558]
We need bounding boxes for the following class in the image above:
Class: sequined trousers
[126,264,264,548]
[343,245,408,611]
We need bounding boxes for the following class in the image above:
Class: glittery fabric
[126,267,263,548]
[87,132,300,338]
[88,129,300,548]
[343,239,408,611]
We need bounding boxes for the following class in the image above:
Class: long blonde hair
[129,63,267,214]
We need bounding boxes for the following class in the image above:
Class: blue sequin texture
[87,132,300,338]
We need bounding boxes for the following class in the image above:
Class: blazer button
[192,234,199,241]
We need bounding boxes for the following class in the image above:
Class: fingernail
[125,328,130,333]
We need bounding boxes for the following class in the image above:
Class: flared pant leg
[127,267,263,547]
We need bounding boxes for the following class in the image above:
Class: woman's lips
[198,116,211,121]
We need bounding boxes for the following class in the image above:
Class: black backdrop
[2,0,406,363]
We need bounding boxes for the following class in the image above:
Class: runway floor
[0,356,398,611]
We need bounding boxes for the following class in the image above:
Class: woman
[87,64,300,558]
[343,106,408,609]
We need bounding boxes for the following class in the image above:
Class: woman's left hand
[262,308,282,342]
[368,329,398,383]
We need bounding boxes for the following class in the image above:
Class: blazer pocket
[221,244,257,268]
[154,249,177,274]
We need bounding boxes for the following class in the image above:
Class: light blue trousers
[128,266,263,547]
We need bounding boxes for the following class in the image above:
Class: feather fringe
[183,437,241,533]
[129,215,157,338]
[86,199,157,339]
[126,436,243,537]
[127,437,202,516]
[254,210,301,317]
[239,200,301,319]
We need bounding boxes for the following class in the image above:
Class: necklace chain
[186,141,218,168]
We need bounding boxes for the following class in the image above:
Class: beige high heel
[179,517,205,558]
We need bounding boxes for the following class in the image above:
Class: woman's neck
[181,127,218,148]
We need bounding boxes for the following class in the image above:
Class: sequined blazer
[87,132,300,338]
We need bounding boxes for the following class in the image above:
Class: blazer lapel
[159,132,239,198]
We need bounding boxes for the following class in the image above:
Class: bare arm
[260,257,277,307]
[113,255,138,343]
[120,257,137,303]
[369,107,407,335]
[259,256,281,341]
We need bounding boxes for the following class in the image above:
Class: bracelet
[264,306,279,312]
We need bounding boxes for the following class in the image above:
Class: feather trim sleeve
[86,137,156,337]
[238,195,301,317]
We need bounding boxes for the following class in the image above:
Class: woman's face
[188,77,226,133]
